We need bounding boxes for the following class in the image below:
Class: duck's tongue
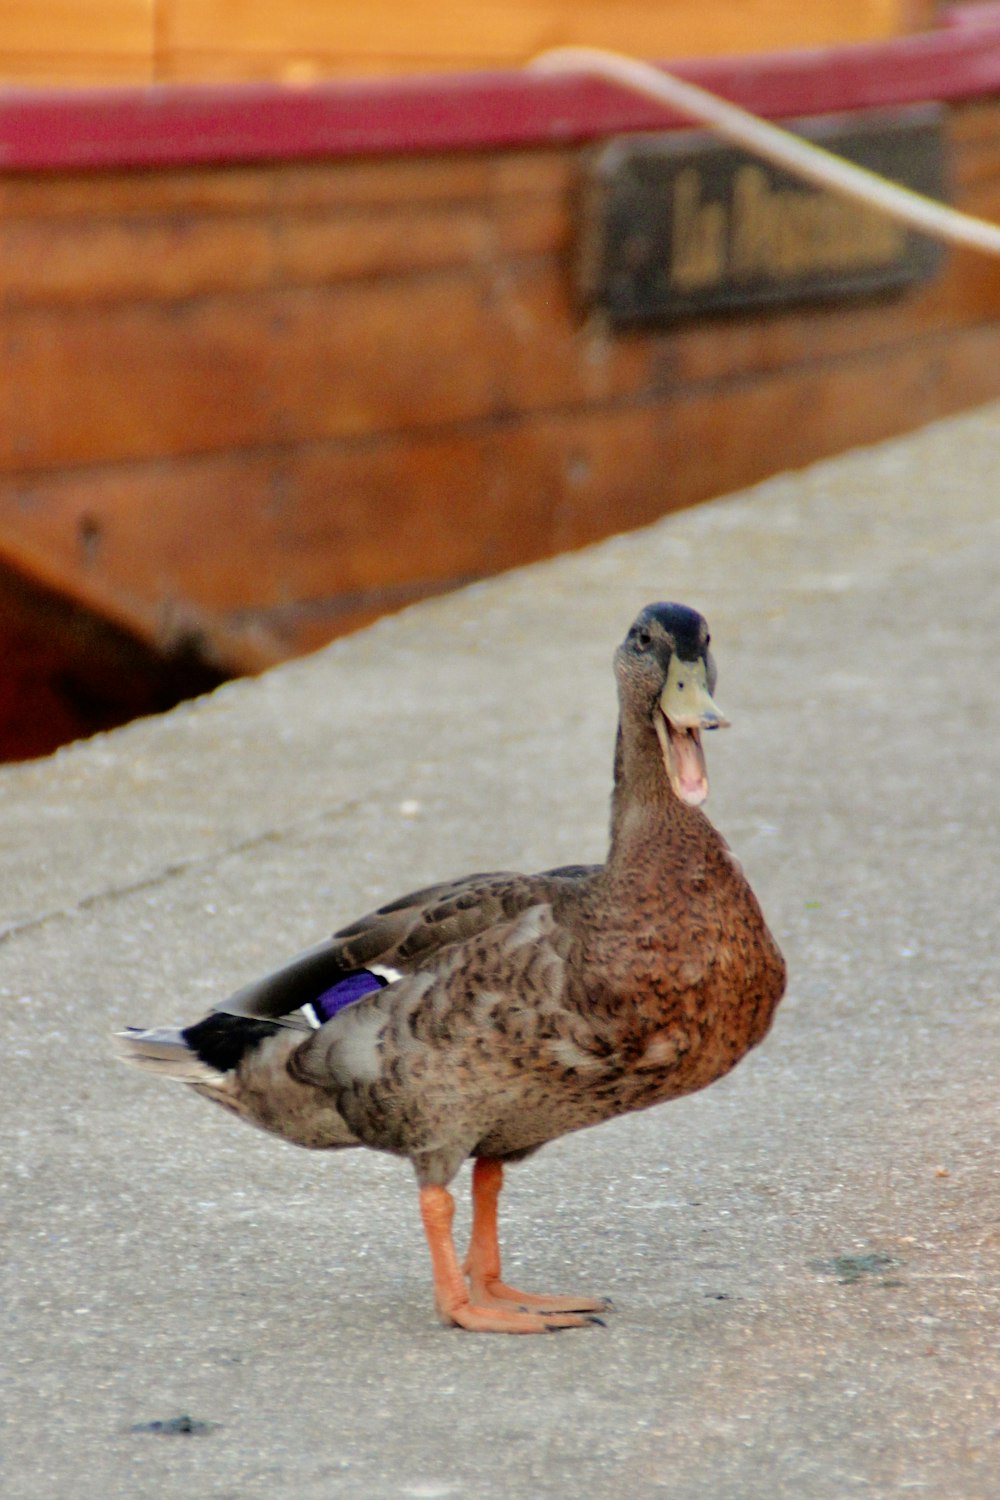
[666,722,709,806]
[654,653,729,806]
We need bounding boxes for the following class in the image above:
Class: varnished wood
[2,99,1000,676]
[0,1,930,87]
[0,1,153,85]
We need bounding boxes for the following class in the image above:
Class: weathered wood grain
[0,1,153,84]
[3,306,999,669]
[0,95,999,674]
[0,0,933,86]
[158,0,919,79]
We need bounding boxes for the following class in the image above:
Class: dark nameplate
[578,106,947,325]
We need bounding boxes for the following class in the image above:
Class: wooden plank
[0,0,153,84]
[0,166,277,220]
[272,156,495,209]
[0,91,999,681]
[923,313,1000,413]
[0,214,276,306]
[491,192,572,259]
[0,0,939,92]
[488,148,576,200]
[459,226,1000,416]
[0,433,550,650]
[0,201,497,306]
[5,309,1000,673]
[0,154,496,222]
[951,129,1000,192]
[0,105,990,312]
[959,177,1000,224]
[485,259,662,411]
[1,299,281,470]
[273,202,500,286]
[952,140,1000,192]
[0,273,506,469]
[0,0,151,53]
[945,94,1000,145]
[151,51,514,83]
[160,0,911,80]
[5,193,1000,471]
[0,162,569,307]
[493,325,1000,557]
[12,104,973,249]
[0,52,153,85]
[4,86,1000,470]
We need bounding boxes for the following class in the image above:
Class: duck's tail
[113,1014,359,1149]
[112,1026,208,1082]
[113,1015,289,1084]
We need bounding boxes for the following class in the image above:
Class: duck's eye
[633,627,653,651]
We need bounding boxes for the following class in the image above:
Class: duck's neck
[606,717,706,875]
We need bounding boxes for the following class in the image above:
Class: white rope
[530,45,1000,257]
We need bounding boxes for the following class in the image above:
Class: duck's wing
[219,864,597,1023]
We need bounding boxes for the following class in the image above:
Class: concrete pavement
[1,401,998,1499]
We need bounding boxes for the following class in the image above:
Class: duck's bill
[654,656,729,807]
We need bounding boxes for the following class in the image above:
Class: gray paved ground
[1,403,997,1500]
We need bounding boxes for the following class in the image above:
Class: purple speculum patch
[312,970,386,1024]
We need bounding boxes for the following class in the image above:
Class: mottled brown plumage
[116,603,785,1333]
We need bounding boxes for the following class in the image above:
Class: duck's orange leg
[462,1158,611,1316]
[418,1181,597,1333]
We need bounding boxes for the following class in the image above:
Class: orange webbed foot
[446,1302,601,1334]
[464,1158,611,1318]
[463,1273,612,1318]
[418,1175,607,1335]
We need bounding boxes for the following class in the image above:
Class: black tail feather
[182,1014,283,1073]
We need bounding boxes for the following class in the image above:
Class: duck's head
[614,602,729,807]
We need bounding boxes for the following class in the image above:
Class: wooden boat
[2,3,1000,756]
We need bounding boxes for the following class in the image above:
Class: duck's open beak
[653,655,730,806]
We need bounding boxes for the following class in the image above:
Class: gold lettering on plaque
[669,169,726,290]
[667,161,909,295]
[729,165,905,278]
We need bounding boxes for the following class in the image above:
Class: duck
[115,602,786,1334]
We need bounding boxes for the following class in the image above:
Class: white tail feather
[112,1027,224,1085]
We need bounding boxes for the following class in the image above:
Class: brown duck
[116,603,786,1333]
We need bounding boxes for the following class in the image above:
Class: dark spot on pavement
[129,1414,221,1436]
[809,1251,903,1286]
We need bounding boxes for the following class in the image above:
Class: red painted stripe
[2,24,1000,173]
